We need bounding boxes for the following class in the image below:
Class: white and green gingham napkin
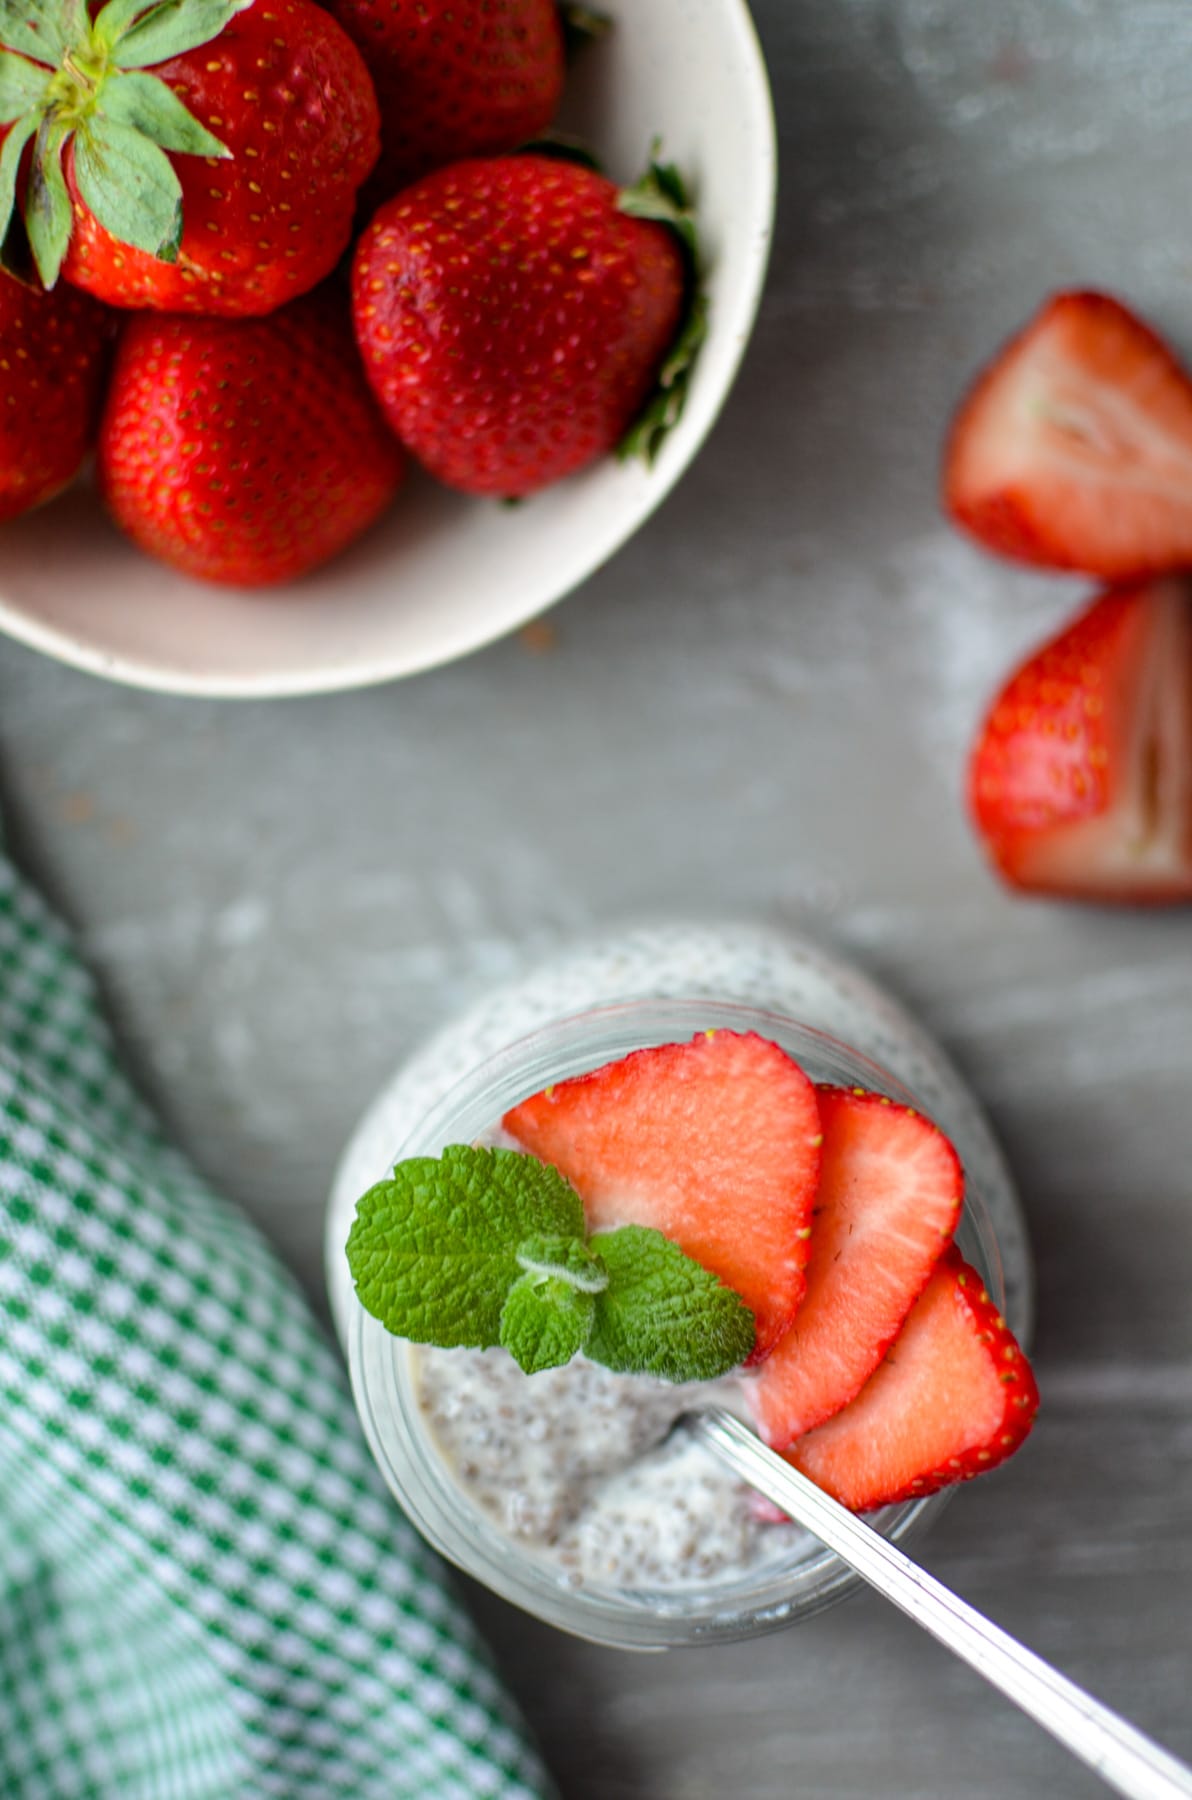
[0,844,553,1799]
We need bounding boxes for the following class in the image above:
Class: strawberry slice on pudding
[747,1086,964,1448]
[503,1031,823,1362]
[786,1249,1039,1512]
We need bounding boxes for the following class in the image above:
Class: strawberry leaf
[111,0,254,70]
[560,3,611,58]
[0,50,50,122]
[74,117,183,261]
[0,109,37,264]
[616,149,707,466]
[518,132,602,173]
[59,0,90,42]
[618,290,708,467]
[26,117,73,287]
[99,69,229,158]
[0,0,68,64]
[93,0,170,47]
[618,153,698,261]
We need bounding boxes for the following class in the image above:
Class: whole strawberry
[352,154,693,497]
[0,271,113,524]
[320,0,564,201]
[0,0,379,316]
[99,291,404,586]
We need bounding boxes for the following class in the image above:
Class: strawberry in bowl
[0,271,114,523]
[352,152,697,498]
[99,292,405,585]
[0,0,379,315]
[0,0,776,693]
[320,0,566,203]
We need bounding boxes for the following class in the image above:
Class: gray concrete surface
[1,1,1190,1794]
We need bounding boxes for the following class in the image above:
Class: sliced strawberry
[785,1249,1039,1513]
[944,291,1192,578]
[502,1031,823,1362]
[746,1086,963,1449]
[969,580,1192,901]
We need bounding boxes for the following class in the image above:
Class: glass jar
[327,924,1033,1651]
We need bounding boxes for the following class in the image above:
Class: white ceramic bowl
[0,0,775,698]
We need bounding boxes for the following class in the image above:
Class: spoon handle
[688,1407,1192,1800]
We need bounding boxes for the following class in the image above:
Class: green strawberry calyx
[346,1143,757,1383]
[0,0,252,288]
[617,147,709,467]
[559,3,611,60]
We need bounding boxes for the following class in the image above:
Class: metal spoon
[683,1407,1192,1800]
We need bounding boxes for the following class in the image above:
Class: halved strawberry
[502,1032,823,1362]
[945,291,1192,578]
[785,1249,1039,1512]
[969,580,1192,901]
[746,1086,963,1449]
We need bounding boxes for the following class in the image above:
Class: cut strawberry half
[944,291,1192,579]
[968,580,1192,901]
[746,1086,963,1449]
[502,1031,823,1362]
[785,1248,1039,1513]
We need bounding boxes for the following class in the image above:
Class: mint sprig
[347,1144,756,1382]
[586,1225,752,1383]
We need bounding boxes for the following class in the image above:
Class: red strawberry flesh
[785,1248,1039,1512]
[969,580,1192,900]
[945,290,1192,579]
[747,1085,964,1448]
[502,1031,823,1362]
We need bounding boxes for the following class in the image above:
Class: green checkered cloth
[0,847,553,1800]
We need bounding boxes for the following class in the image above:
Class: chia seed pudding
[412,1345,803,1590]
[409,1111,805,1593]
[335,933,1033,1645]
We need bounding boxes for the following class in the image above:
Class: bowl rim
[0,0,778,700]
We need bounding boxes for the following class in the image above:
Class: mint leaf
[500,1273,595,1374]
[588,1225,755,1382]
[346,1145,755,1384]
[516,1234,608,1294]
[347,1144,585,1348]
